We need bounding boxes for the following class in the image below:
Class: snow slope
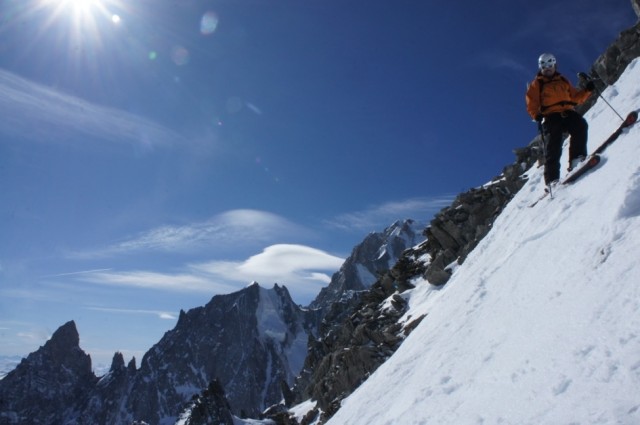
[326,59,640,425]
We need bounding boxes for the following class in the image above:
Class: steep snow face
[257,286,308,380]
[257,287,289,343]
[327,59,640,424]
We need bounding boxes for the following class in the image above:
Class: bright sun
[39,0,119,38]
[44,0,101,12]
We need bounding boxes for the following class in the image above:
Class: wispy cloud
[324,197,453,232]
[75,243,344,303]
[70,209,314,258]
[0,68,182,148]
[78,269,238,294]
[41,269,113,278]
[84,306,177,320]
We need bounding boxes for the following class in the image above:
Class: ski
[593,110,638,155]
[529,110,638,208]
[562,154,602,184]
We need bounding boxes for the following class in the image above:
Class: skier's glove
[585,81,595,91]
[577,72,590,81]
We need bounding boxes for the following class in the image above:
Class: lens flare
[171,45,190,66]
[200,11,219,35]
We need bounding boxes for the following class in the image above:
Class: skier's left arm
[569,81,593,105]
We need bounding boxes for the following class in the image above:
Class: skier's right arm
[525,79,542,120]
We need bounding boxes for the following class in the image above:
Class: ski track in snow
[325,59,640,425]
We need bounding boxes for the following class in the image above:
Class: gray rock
[0,321,97,425]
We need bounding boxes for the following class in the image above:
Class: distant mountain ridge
[0,220,421,424]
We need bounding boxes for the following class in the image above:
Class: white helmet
[538,53,556,70]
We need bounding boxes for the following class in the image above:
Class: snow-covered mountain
[310,219,424,312]
[325,57,640,425]
[83,283,312,424]
[0,220,420,424]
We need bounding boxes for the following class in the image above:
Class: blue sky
[0,0,635,369]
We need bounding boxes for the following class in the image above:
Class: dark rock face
[420,145,537,286]
[119,283,314,423]
[288,253,428,423]
[0,321,97,425]
[80,352,137,424]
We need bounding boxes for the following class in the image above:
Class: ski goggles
[539,57,556,70]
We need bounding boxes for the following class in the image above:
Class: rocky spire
[0,320,97,424]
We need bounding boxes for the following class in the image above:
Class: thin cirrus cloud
[0,68,182,148]
[71,209,313,258]
[323,196,454,232]
[79,269,238,294]
[84,306,178,320]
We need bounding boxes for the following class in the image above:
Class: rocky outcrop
[80,352,137,424]
[577,19,640,113]
[0,321,97,425]
[275,220,425,422]
[287,256,426,423]
[420,145,537,285]
[175,380,234,425]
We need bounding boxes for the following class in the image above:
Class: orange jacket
[525,72,591,119]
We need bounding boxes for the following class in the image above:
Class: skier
[525,53,595,187]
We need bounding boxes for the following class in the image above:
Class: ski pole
[537,120,553,199]
[578,72,625,122]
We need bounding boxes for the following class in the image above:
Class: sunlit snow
[325,58,640,424]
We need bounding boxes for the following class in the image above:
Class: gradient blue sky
[0,0,636,370]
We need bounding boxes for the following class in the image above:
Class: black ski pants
[542,110,588,184]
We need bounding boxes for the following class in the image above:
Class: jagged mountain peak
[108,351,126,373]
[310,218,424,311]
[29,320,92,374]
[0,320,97,424]
[47,319,80,347]
[98,281,318,423]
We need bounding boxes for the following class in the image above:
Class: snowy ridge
[326,60,640,424]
